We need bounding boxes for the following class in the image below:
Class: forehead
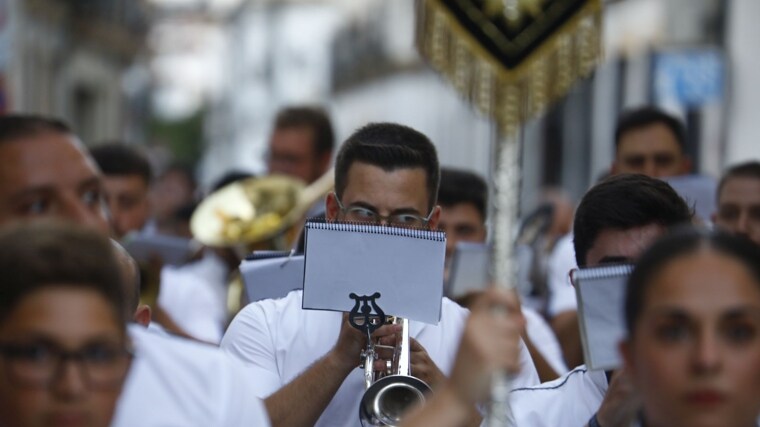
[102,175,149,194]
[270,127,315,152]
[585,223,665,266]
[342,162,429,211]
[616,123,682,156]
[0,132,99,195]
[440,203,483,225]
[644,250,760,313]
[719,176,760,204]
[0,287,120,341]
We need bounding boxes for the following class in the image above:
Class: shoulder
[509,366,606,427]
[117,326,276,426]
[511,365,590,395]
[441,297,469,319]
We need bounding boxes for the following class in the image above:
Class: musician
[550,106,693,368]
[712,161,760,245]
[221,122,539,427]
[89,143,153,239]
[509,174,693,427]
[0,222,133,427]
[267,105,334,186]
[0,115,273,426]
[438,167,567,381]
[621,228,760,427]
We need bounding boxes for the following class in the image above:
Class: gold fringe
[416,0,603,136]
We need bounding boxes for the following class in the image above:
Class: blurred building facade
[1,0,150,145]
[201,0,759,219]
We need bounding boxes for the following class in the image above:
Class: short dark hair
[0,114,72,145]
[573,174,693,266]
[438,168,488,221]
[274,106,335,156]
[90,142,153,186]
[0,221,127,325]
[614,107,686,152]
[717,161,760,200]
[625,227,760,335]
[335,123,440,211]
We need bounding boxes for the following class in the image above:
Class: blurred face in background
[149,169,195,227]
[613,123,690,178]
[101,175,150,239]
[713,176,760,246]
[439,202,487,264]
[0,286,132,427]
[0,132,109,234]
[267,127,329,184]
[621,249,760,427]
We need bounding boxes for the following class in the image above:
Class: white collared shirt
[158,251,229,343]
[221,290,539,427]
[112,325,275,427]
[508,365,608,427]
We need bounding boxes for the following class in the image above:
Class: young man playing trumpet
[221,122,539,427]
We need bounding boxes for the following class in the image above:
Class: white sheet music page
[572,264,634,371]
[302,221,446,325]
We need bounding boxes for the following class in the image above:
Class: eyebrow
[9,176,102,202]
[597,256,632,265]
[347,200,423,215]
[648,306,760,319]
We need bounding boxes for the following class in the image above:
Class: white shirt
[158,252,229,343]
[112,325,275,427]
[546,233,579,317]
[508,365,607,427]
[523,307,569,375]
[221,290,539,427]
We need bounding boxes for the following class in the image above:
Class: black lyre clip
[348,292,385,335]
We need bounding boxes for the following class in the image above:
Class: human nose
[692,330,721,375]
[52,359,88,399]
[735,211,750,235]
[643,159,658,178]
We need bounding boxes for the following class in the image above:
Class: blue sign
[653,49,724,107]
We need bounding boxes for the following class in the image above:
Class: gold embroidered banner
[416,0,602,135]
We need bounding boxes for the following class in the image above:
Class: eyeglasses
[0,341,134,389]
[333,193,434,227]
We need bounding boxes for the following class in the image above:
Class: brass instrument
[190,170,335,318]
[358,316,431,426]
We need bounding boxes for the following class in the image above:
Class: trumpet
[358,316,431,427]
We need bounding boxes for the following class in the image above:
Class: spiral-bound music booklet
[572,264,634,371]
[239,251,305,302]
[302,220,446,325]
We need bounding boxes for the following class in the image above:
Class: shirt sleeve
[220,302,283,397]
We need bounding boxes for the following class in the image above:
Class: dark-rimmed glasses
[0,341,133,389]
[333,193,434,228]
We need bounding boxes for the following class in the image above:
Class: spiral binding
[571,264,634,282]
[304,219,446,242]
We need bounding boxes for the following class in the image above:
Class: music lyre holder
[349,292,386,384]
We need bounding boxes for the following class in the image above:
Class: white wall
[725,0,760,165]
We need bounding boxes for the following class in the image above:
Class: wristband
[588,413,602,427]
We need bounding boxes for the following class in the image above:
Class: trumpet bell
[359,372,431,426]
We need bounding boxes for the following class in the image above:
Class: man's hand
[328,313,402,372]
[595,369,641,427]
[409,337,446,389]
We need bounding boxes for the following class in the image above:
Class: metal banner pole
[486,127,520,427]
